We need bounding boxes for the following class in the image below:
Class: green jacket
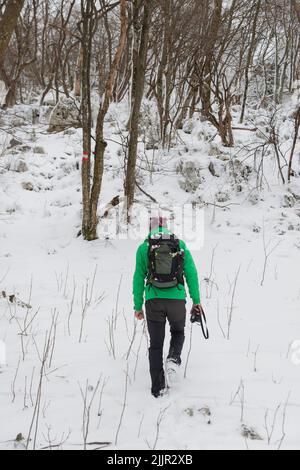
[133,227,201,311]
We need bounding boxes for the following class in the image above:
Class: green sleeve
[133,243,148,311]
[182,241,201,304]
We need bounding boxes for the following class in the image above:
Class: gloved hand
[190,304,203,323]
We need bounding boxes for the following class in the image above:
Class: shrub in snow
[15,434,25,444]
[39,106,53,125]
[227,160,254,194]
[215,190,231,203]
[63,128,77,136]
[288,183,300,202]
[241,425,263,441]
[176,160,203,193]
[48,97,81,132]
[139,101,160,150]
[3,155,28,174]
[4,202,20,214]
[289,80,300,117]
[2,105,36,127]
[50,198,72,208]
[198,406,212,418]
[33,146,46,155]
[185,407,194,417]
[0,292,31,309]
[282,194,295,208]
[248,191,260,205]
[229,159,252,183]
[190,194,205,207]
[253,224,261,233]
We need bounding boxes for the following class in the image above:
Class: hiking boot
[167,347,182,366]
[152,387,168,398]
[166,358,181,384]
[151,370,166,398]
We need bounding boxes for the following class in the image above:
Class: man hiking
[133,216,201,398]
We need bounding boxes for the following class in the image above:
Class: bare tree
[239,0,261,123]
[291,0,300,23]
[124,0,152,220]
[80,0,127,240]
[1,0,38,108]
[288,107,300,182]
[0,0,25,67]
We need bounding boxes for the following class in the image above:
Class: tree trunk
[84,0,127,241]
[81,0,93,240]
[239,0,261,123]
[291,0,300,23]
[288,108,300,182]
[124,0,151,220]
[155,0,170,143]
[74,45,83,97]
[202,0,222,115]
[2,79,17,108]
[0,0,25,67]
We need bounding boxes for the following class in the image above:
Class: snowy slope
[0,103,300,450]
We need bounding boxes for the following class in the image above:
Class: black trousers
[145,299,186,393]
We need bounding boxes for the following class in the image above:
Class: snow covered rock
[48,98,81,132]
[208,161,223,177]
[177,160,203,193]
[33,146,46,155]
[229,159,252,184]
[2,105,34,126]
[249,191,260,205]
[16,160,28,173]
[208,143,221,156]
[38,106,54,125]
[288,183,300,202]
[22,181,34,191]
[1,156,28,173]
[182,119,194,135]
[8,138,22,149]
[217,153,230,162]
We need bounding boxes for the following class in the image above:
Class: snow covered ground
[0,103,300,450]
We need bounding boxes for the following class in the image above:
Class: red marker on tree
[82,151,89,162]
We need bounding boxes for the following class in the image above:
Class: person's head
[149,216,168,232]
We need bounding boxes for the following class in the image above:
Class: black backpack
[147,233,184,289]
